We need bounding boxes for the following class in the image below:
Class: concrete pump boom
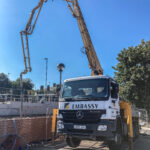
[65,0,103,75]
[20,0,47,117]
[20,0,47,77]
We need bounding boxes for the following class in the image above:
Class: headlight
[57,120,64,129]
[97,125,107,131]
[100,114,106,119]
[57,113,63,119]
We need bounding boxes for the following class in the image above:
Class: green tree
[113,40,150,113]
[0,73,11,87]
[0,73,12,93]
[12,78,34,95]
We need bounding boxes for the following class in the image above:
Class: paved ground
[133,127,150,150]
[30,141,109,150]
[30,127,150,150]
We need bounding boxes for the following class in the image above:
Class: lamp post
[57,63,65,86]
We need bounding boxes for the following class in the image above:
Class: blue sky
[0,0,150,88]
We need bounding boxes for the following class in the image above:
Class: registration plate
[74,125,86,130]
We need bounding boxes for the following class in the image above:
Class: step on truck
[57,75,139,150]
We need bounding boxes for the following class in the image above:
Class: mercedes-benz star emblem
[76,111,84,119]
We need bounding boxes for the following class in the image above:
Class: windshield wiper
[64,97,86,101]
[63,96,101,101]
[64,97,76,101]
[82,97,101,100]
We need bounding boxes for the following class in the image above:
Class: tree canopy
[12,78,34,91]
[0,73,11,88]
[0,73,34,95]
[113,40,150,112]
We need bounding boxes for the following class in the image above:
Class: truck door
[110,81,119,117]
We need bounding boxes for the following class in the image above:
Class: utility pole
[20,74,23,117]
[44,58,48,91]
[48,82,50,87]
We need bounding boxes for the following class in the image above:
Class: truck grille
[60,110,106,124]
[68,129,93,134]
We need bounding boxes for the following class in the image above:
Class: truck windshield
[62,78,109,101]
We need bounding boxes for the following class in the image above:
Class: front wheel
[66,137,81,148]
[109,143,122,150]
[108,133,122,150]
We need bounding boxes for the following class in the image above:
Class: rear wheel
[133,118,140,138]
[66,137,81,148]
[122,120,128,141]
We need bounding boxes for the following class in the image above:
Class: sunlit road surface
[133,127,150,150]
[30,135,150,150]
[30,141,109,150]
[56,141,108,150]
[30,127,150,150]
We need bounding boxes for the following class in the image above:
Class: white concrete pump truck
[57,0,139,150]
[57,76,139,149]
[19,0,139,149]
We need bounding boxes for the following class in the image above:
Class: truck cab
[57,75,121,148]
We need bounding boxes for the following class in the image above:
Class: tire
[109,143,122,150]
[66,137,81,148]
[122,121,128,141]
[133,124,139,139]
[109,119,123,150]
[108,134,122,150]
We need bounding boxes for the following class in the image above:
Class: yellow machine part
[119,100,133,138]
[52,109,58,133]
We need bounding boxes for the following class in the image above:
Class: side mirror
[56,85,61,92]
[110,86,113,91]
[110,84,119,98]
[116,86,119,93]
